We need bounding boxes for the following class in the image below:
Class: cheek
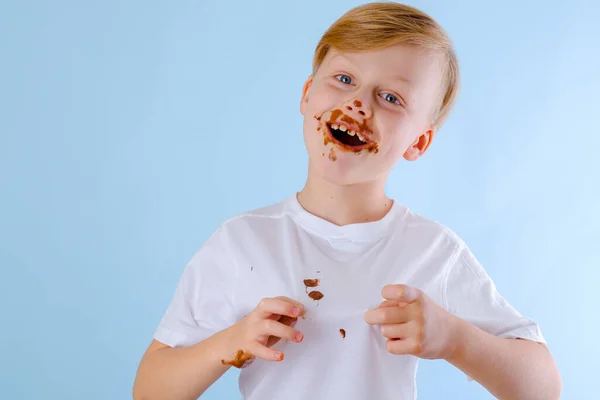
[309,84,340,111]
[378,131,410,164]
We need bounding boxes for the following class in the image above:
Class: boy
[133,3,561,399]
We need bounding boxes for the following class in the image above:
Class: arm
[133,329,234,400]
[446,316,562,400]
[365,285,561,400]
[133,227,240,400]
[133,297,306,400]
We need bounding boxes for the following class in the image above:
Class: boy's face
[300,44,444,185]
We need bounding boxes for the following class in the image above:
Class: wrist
[443,314,470,363]
[188,325,239,368]
[217,324,242,359]
[216,323,255,368]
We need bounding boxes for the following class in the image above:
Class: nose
[343,98,372,120]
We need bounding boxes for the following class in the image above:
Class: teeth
[330,122,370,143]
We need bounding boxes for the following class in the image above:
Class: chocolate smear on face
[328,148,337,161]
[323,109,379,154]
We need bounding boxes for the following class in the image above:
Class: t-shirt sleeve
[444,243,545,344]
[153,227,239,348]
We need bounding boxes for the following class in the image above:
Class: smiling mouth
[321,117,378,154]
[328,123,369,147]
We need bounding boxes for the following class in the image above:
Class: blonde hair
[313,2,459,127]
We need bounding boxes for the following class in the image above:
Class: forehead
[320,44,444,88]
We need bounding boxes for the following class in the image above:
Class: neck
[297,168,392,226]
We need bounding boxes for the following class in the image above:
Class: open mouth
[324,121,378,154]
[328,123,368,147]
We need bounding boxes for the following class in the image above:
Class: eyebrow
[390,74,412,87]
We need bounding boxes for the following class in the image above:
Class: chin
[308,151,374,186]
[302,111,386,185]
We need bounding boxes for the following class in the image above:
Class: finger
[380,320,419,339]
[385,337,422,356]
[379,300,409,308]
[274,296,307,316]
[382,284,421,303]
[364,305,411,325]
[278,315,299,328]
[260,319,304,343]
[255,297,305,319]
[248,342,285,362]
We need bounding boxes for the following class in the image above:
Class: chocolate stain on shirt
[308,290,324,301]
[303,278,319,293]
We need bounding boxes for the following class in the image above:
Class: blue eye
[336,74,353,85]
[380,93,401,105]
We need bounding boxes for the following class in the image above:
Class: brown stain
[353,100,362,107]
[323,109,379,155]
[329,109,344,121]
[322,152,325,156]
[308,290,324,301]
[328,148,337,161]
[339,329,346,339]
[313,115,321,121]
[222,350,255,368]
[304,278,319,293]
[340,113,373,137]
[304,279,319,287]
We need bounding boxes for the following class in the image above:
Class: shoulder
[402,209,488,280]
[222,199,289,227]
[399,205,467,255]
[184,198,292,264]
[399,209,491,285]
[213,198,292,241]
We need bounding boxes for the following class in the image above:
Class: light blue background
[1,0,598,399]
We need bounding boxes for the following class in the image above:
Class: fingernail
[295,332,304,342]
[292,306,300,316]
[273,352,283,361]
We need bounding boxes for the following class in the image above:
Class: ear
[300,76,313,115]
[403,125,436,161]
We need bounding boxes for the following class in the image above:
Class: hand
[364,284,459,360]
[222,296,306,367]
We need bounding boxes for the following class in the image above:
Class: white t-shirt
[154,194,545,400]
